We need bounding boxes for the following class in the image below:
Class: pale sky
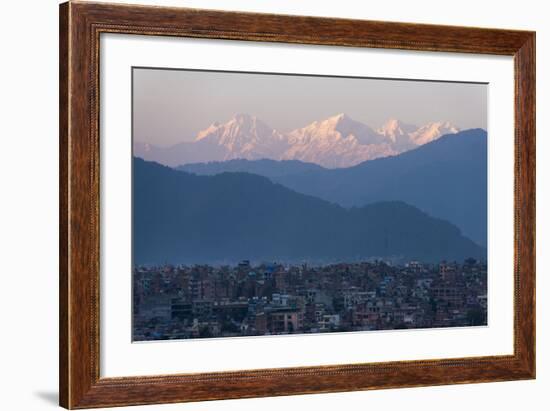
[133,67,487,147]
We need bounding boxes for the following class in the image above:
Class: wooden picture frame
[59,1,535,408]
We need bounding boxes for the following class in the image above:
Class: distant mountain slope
[280,113,396,168]
[177,158,326,179]
[134,113,460,168]
[273,128,488,246]
[133,157,484,265]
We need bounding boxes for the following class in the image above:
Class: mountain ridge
[134,113,461,168]
[177,158,326,178]
[175,129,488,247]
[274,128,488,246]
[133,157,485,265]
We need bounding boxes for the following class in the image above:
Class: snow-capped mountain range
[134,113,461,168]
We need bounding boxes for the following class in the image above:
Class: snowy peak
[324,112,351,126]
[195,123,221,141]
[229,113,265,130]
[291,113,382,145]
[295,113,351,134]
[318,113,367,131]
[196,114,272,142]
[331,113,377,138]
[280,113,394,167]
[145,114,465,168]
[377,119,417,140]
[194,114,286,160]
[409,121,460,145]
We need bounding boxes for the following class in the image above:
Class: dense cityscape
[133,259,487,341]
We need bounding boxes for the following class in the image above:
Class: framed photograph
[59,1,535,408]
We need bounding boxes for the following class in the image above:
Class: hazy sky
[133,67,487,147]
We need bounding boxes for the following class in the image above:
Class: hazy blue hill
[177,158,326,179]
[273,129,488,246]
[133,157,484,265]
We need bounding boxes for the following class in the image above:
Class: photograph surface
[132,68,488,341]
